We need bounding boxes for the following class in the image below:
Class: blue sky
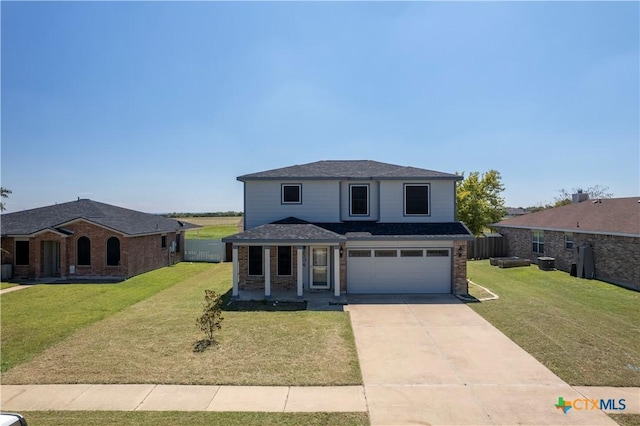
[2,1,638,213]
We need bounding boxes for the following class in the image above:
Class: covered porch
[222,218,347,300]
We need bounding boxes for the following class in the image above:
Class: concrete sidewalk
[0,384,367,412]
[346,295,637,425]
[0,285,31,295]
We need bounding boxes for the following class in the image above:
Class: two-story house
[223,160,474,299]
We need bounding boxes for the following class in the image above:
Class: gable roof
[493,197,640,237]
[238,160,461,181]
[1,199,199,237]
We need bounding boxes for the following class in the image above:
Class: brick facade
[1,220,185,280]
[237,245,298,291]
[496,227,639,291]
[453,241,468,295]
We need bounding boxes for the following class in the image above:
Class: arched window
[77,237,91,266]
[106,237,120,266]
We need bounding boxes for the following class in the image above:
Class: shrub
[196,290,224,344]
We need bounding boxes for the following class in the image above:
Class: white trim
[309,246,330,289]
[333,246,340,297]
[296,246,303,297]
[232,246,239,298]
[349,184,369,216]
[264,246,271,297]
[281,183,302,204]
[403,183,431,216]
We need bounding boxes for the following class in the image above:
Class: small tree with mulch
[194,289,224,352]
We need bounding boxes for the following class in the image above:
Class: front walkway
[346,295,635,425]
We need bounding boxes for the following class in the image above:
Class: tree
[196,289,224,344]
[456,170,506,236]
[553,185,613,207]
[0,187,11,211]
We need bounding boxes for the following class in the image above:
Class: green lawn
[182,216,241,240]
[467,260,640,387]
[0,263,211,372]
[0,282,18,290]
[1,263,362,386]
[21,411,370,426]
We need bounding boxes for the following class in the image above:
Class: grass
[20,411,370,426]
[467,260,640,387]
[610,414,640,426]
[182,216,241,240]
[1,282,18,289]
[0,263,211,372]
[1,263,362,386]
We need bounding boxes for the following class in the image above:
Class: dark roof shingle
[493,197,640,236]
[1,199,199,236]
[238,160,460,181]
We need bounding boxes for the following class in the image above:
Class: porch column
[264,246,271,299]
[296,246,303,299]
[232,245,239,299]
[333,246,341,297]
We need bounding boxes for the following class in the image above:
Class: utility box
[538,257,555,271]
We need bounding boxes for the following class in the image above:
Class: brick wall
[453,241,468,295]
[237,245,298,291]
[1,223,186,280]
[497,227,639,291]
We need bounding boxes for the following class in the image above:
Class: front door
[310,247,329,289]
[42,241,61,277]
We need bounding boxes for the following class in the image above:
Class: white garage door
[347,248,451,294]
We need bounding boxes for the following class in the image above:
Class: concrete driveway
[347,295,616,425]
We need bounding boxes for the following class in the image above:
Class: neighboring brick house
[492,195,640,291]
[222,160,474,298]
[1,199,198,281]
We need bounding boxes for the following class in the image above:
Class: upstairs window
[565,233,574,250]
[15,240,29,266]
[77,237,91,266]
[532,231,544,254]
[282,184,301,204]
[404,184,430,215]
[350,185,369,216]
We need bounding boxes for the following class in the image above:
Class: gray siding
[244,181,340,229]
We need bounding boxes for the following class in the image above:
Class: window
[375,250,397,257]
[15,240,29,265]
[565,233,574,250]
[161,235,167,248]
[106,237,121,266]
[348,250,371,257]
[532,231,544,254]
[175,234,180,253]
[427,250,449,257]
[248,246,263,276]
[401,250,423,257]
[350,185,369,216]
[277,246,292,276]
[404,184,430,215]
[282,184,301,204]
[77,237,91,265]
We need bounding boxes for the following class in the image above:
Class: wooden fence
[184,239,226,263]
[467,235,506,260]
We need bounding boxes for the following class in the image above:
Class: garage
[347,248,452,294]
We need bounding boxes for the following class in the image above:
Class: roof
[223,217,474,243]
[492,197,640,237]
[238,160,461,181]
[1,199,200,237]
